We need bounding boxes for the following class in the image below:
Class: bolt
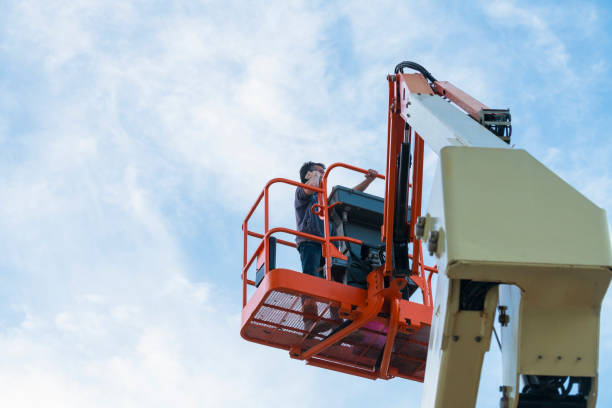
[452,335,459,342]
[475,336,482,342]
[415,216,426,239]
[498,306,510,327]
[538,355,543,360]
[557,356,562,360]
[577,357,582,361]
[428,230,439,256]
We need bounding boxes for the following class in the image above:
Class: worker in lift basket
[295,161,377,332]
[295,161,378,277]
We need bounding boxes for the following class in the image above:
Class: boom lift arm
[239,61,611,408]
[390,61,611,408]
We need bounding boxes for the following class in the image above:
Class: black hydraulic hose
[391,124,412,279]
[393,141,411,242]
[394,61,437,84]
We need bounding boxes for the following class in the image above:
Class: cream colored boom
[402,92,612,408]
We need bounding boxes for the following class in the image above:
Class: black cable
[492,326,502,350]
[394,61,437,84]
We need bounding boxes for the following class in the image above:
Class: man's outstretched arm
[353,169,378,192]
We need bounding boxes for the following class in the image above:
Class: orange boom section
[240,161,437,381]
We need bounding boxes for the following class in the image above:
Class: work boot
[304,303,343,335]
[302,298,318,328]
[313,304,345,333]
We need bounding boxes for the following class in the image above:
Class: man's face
[306,164,325,181]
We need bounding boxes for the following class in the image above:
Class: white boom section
[402,92,612,408]
[405,93,508,154]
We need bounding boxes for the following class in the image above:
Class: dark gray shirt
[294,187,325,245]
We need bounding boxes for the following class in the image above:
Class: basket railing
[241,163,437,307]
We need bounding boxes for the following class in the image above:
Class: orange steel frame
[240,72,440,381]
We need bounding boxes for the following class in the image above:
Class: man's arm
[352,169,378,192]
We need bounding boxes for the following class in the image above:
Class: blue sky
[0,1,610,407]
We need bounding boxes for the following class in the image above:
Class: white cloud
[0,1,610,407]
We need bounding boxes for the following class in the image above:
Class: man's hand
[302,170,322,195]
[353,168,379,192]
[305,170,321,186]
[365,169,378,181]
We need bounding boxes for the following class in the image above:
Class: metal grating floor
[243,288,429,380]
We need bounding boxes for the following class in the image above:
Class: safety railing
[241,162,437,308]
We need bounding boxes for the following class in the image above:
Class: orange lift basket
[240,73,439,381]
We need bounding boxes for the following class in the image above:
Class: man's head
[299,161,325,183]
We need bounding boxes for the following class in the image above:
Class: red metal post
[383,75,405,275]
[410,133,425,276]
[243,221,248,306]
[321,175,332,280]
[379,298,400,378]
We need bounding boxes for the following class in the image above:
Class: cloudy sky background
[1,1,611,407]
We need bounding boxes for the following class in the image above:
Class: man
[295,161,378,334]
[295,161,378,278]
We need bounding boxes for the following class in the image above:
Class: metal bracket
[478,108,511,144]
[498,305,510,327]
